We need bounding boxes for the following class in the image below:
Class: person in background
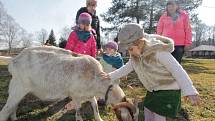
[76,0,101,54]
[102,23,200,121]
[102,41,124,72]
[64,12,97,111]
[157,0,192,63]
[65,12,97,58]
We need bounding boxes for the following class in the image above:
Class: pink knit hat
[105,41,118,51]
[78,12,92,25]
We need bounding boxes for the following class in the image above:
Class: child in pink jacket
[65,12,97,58]
[157,0,192,63]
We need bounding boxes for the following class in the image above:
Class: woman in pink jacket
[157,0,192,63]
[65,12,97,58]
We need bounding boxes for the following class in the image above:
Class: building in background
[188,45,215,59]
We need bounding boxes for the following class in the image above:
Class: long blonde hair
[129,38,157,64]
[129,38,146,62]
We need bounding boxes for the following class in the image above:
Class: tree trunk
[149,2,154,34]
[136,0,140,24]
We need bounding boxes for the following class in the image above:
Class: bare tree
[193,19,208,46]
[58,26,71,48]
[37,28,48,45]
[60,26,71,40]
[0,1,6,40]
[19,29,33,48]
[0,1,4,25]
[211,25,215,45]
[0,2,24,53]
[2,15,21,53]
[204,25,215,46]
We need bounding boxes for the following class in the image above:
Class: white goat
[0,46,138,121]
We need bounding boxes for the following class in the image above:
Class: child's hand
[184,95,201,106]
[99,72,111,80]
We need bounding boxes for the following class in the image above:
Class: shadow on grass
[0,65,10,77]
[0,100,191,121]
[0,100,51,121]
[182,59,202,65]
[182,59,210,74]
[0,87,192,121]
[0,97,98,121]
[0,76,10,102]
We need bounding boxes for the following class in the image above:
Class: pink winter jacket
[157,10,192,46]
[65,31,97,58]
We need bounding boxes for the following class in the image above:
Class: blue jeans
[171,46,185,64]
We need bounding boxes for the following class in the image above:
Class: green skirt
[143,90,181,118]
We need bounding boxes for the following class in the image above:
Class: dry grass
[181,59,215,121]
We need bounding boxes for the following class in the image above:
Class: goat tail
[0,56,13,63]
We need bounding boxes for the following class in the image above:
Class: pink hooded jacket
[65,30,97,58]
[157,10,192,46]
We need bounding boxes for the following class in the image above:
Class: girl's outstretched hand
[99,71,111,80]
[184,95,201,106]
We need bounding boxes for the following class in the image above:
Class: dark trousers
[171,46,185,64]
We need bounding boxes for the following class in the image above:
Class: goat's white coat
[0,46,134,121]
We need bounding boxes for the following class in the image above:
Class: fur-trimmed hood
[140,33,174,57]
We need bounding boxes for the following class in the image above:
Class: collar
[104,85,114,104]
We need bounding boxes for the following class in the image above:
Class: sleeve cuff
[181,85,199,96]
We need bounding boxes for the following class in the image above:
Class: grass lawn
[0,58,214,121]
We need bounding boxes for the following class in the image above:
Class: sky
[1,0,215,40]
[0,0,111,39]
